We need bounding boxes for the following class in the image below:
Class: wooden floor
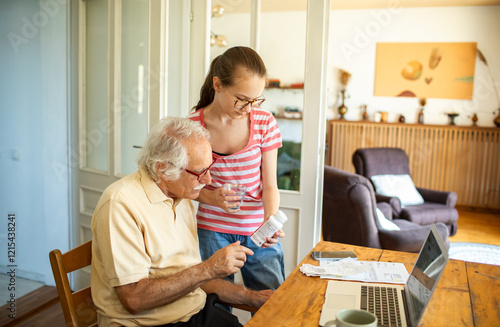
[2,208,499,326]
[450,207,500,246]
[0,286,65,327]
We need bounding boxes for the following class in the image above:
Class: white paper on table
[300,258,409,284]
[300,258,369,276]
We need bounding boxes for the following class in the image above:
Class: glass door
[76,0,163,289]
[118,0,150,175]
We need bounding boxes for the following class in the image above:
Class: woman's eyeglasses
[226,87,265,109]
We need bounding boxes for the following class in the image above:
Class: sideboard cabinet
[327,120,500,210]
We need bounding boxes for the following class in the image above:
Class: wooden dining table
[245,241,500,326]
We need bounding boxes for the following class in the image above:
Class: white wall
[213,6,500,127]
[0,0,70,285]
[328,5,500,126]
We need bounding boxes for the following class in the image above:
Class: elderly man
[91,117,272,327]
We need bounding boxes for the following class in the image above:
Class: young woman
[187,46,285,301]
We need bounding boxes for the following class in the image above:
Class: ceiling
[215,0,500,13]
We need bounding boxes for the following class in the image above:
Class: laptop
[319,224,449,327]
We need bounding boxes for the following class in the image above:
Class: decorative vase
[495,109,500,127]
[338,90,347,120]
[417,109,424,124]
[471,113,478,127]
[361,105,368,121]
[447,113,459,126]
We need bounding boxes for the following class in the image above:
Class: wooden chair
[49,241,97,327]
[50,240,256,327]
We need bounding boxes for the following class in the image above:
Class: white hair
[137,117,210,182]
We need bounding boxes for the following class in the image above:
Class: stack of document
[300,258,409,284]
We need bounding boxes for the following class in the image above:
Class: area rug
[449,242,500,266]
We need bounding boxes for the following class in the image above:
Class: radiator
[327,121,500,209]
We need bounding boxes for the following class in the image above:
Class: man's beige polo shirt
[91,168,206,327]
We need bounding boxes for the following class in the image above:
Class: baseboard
[456,205,500,215]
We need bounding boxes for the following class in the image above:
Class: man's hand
[201,280,274,309]
[204,241,254,278]
[261,229,285,248]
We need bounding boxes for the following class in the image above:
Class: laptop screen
[404,225,449,327]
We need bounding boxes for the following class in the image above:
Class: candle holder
[417,98,426,124]
[338,90,347,120]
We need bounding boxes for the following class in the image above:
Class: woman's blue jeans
[197,228,285,312]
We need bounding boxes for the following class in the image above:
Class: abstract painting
[374,42,477,99]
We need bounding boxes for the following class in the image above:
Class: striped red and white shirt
[187,108,282,235]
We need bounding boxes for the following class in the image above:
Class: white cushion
[376,208,400,230]
[371,174,424,206]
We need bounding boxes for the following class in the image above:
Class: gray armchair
[322,166,449,252]
[352,147,458,236]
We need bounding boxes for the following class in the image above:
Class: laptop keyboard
[361,285,403,327]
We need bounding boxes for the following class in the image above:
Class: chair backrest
[323,166,382,248]
[352,147,410,179]
[49,240,97,327]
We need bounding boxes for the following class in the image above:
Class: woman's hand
[212,186,244,213]
[261,229,285,248]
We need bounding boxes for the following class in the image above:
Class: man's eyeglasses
[226,87,265,109]
[182,157,217,181]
